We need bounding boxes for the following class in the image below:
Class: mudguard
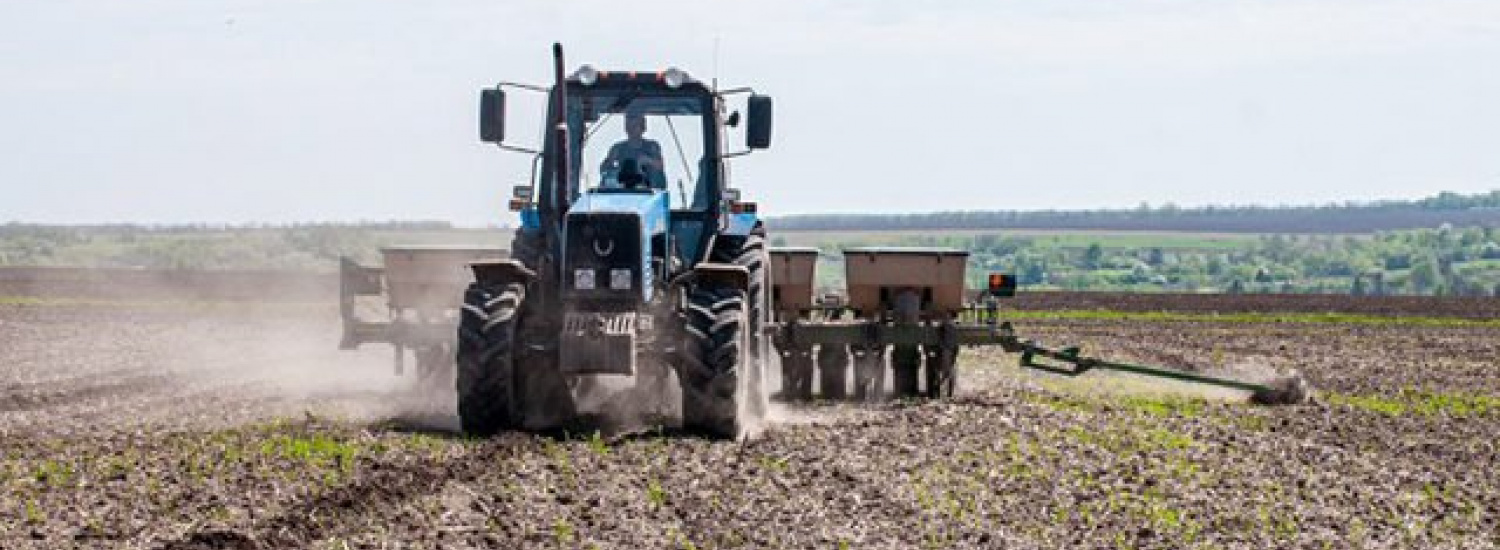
[470,259,536,287]
[692,262,749,291]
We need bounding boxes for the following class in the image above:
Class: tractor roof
[567,66,710,94]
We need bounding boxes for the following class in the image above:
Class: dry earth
[1,298,1498,549]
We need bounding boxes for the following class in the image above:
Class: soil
[1,295,1497,549]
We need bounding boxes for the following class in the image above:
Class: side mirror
[746,95,772,149]
[479,88,506,143]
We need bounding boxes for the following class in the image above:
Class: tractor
[455,44,775,439]
[338,45,1310,441]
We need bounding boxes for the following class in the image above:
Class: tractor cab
[463,46,777,438]
[481,64,771,302]
[559,70,723,307]
[572,86,701,199]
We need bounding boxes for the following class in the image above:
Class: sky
[3,0,1499,225]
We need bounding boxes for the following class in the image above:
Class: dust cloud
[0,270,842,438]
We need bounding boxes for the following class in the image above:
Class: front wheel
[454,282,524,436]
[679,285,762,438]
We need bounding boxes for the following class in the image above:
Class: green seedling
[553,518,575,545]
[1004,308,1500,328]
[259,434,359,477]
[758,455,788,472]
[646,477,667,508]
[1140,428,1198,451]
[33,459,75,487]
[1328,390,1499,417]
[24,498,44,525]
[586,431,610,457]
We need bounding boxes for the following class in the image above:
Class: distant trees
[1410,258,1440,293]
[769,190,1500,233]
[0,222,495,271]
[1083,243,1104,269]
[805,223,1500,296]
[7,212,1500,295]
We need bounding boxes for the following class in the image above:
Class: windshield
[568,92,709,210]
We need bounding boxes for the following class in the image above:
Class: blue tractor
[457,44,775,439]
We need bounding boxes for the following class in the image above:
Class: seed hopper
[768,247,1311,405]
[339,245,506,385]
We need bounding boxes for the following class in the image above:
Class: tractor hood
[561,190,669,306]
[568,190,668,236]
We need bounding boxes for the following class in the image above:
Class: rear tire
[455,282,524,437]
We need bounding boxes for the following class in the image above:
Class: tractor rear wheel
[455,282,524,436]
[817,344,849,399]
[679,285,755,438]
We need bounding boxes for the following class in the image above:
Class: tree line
[796,225,1500,297]
[769,190,1500,233]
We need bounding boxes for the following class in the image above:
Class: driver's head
[625,112,647,139]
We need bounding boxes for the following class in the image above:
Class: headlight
[574,268,596,290]
[610,268,632,290]
[575,64,599,86]
[663,67,688,89]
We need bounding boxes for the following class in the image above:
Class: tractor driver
[600,112,666,189]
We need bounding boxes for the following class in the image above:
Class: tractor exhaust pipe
[551,42,572,216]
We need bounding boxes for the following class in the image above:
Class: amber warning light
[988,273,1017,298]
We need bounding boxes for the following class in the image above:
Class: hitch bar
[1015,341,1272,394]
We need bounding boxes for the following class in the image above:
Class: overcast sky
[3,0,1499,225]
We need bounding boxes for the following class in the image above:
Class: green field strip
[1325,390,1500,417]
[999,308,1500,327]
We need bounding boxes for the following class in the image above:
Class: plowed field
[2,295,1497,549]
